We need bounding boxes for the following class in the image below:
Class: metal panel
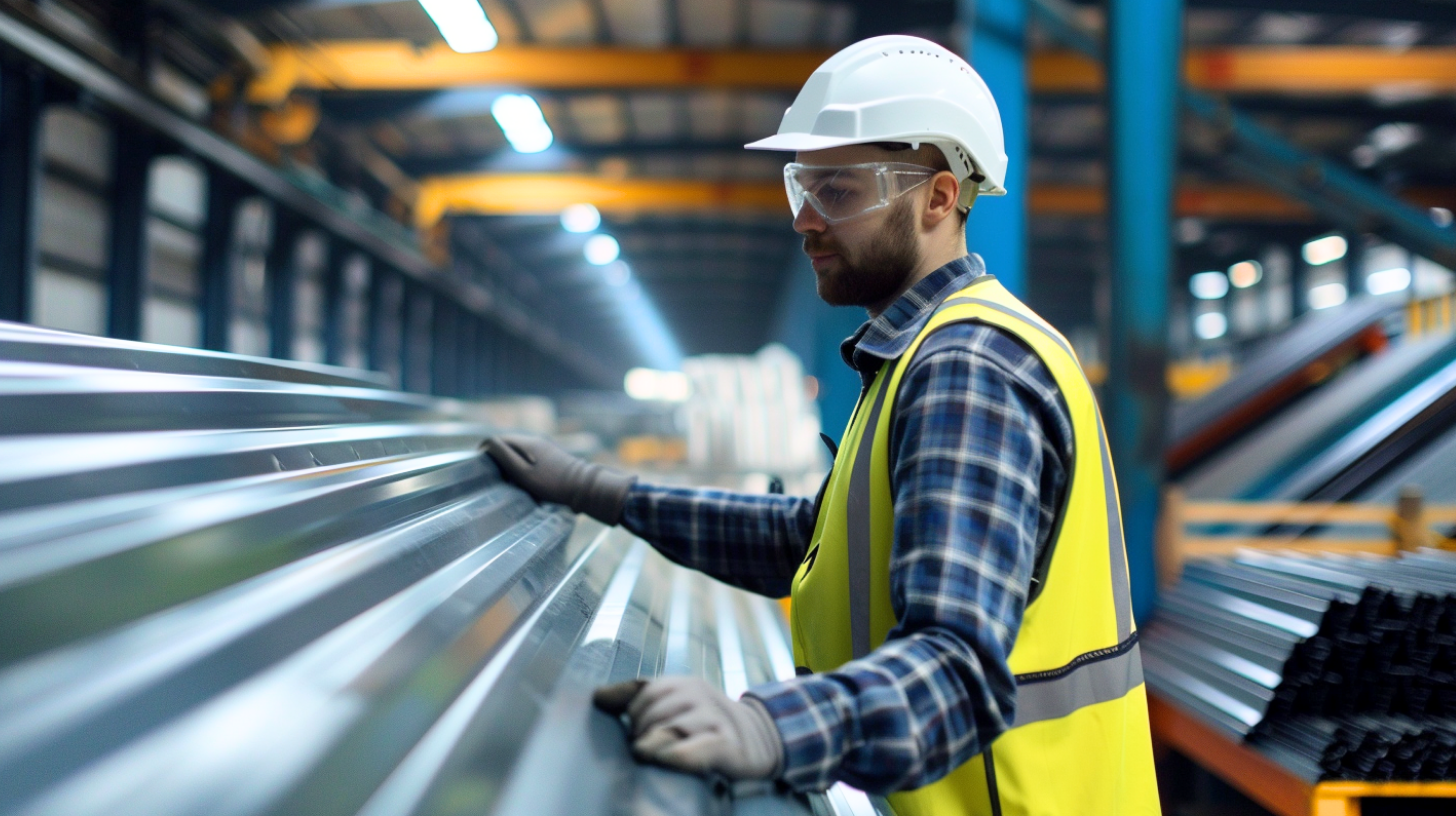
[0,322,819,816]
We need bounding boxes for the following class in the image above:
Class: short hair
[870,142,967,224]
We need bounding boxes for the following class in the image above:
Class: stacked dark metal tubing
[0,322,823,816]
[1143,549,1456,782]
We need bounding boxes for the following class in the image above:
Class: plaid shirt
[621,255,1074,794]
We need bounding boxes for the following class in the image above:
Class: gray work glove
[593,677,784,781]
[483,434,636,525]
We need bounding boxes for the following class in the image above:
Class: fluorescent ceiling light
[1228,260,1262,289]
[491,94,553,154]
[418,0,498,53]
[584,234,620,266]
[1366,267,1412,296]
[1190,271,1229,300]
[560,203,601,234]
[1194,312,1227,340]
[625,368,691,402]
[1308,282,1348,310]
[1302,234,1347,266]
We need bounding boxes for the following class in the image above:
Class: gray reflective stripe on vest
[847,365,895,659]
[1013,638,1143,727]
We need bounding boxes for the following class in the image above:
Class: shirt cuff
[744,677,847,792]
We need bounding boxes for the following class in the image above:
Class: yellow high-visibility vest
[789,276,1160,815]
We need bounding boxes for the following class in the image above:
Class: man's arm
[745,325,1072,793]
[622,485,817,598]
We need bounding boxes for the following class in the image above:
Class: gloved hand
[593,677,783,780]
[483,434,636,525]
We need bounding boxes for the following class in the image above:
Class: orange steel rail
[1156,489,1456,588]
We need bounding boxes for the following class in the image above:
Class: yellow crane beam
[1035,47,1456,95]
[248,43,834,104]
[414,175,786,226]
[249,42,1456,104]
[417,175,1456,227]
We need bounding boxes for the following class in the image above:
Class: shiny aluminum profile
[0,321,853,816]
[1144,549,1456,781]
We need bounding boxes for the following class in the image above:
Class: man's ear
[921,172,961,230]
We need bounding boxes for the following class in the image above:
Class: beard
[804,197,921,309]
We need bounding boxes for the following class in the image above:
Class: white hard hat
[745,35,1008,205]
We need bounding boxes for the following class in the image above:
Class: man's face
[791,145,923,309]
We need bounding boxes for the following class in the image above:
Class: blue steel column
[1107,0,1183,620]
[959,0,1027,297]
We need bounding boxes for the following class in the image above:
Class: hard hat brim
[743,133,866,152]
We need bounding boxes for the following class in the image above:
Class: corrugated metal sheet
[0,322,840,816]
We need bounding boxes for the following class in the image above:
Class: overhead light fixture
[490,94,553,154]
[560,203,601,234]
[1302,234,1348,266]
[1194,312,1227,340]
[1228,260,1262,289]
[1308,282,1349,310]
[1366,267,1412,296]
[624,368,691,402]
[418,0,499,53]
[1190,271,1229,300]
[584,234,620,266]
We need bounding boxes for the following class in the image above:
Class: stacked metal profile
[1144,549,1456,781]
[0,322,844,816]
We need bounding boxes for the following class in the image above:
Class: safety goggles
[783,162,938,224]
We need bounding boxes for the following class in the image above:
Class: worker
[485,34,1159,815]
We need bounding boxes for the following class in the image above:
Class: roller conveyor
[0,321,847,816]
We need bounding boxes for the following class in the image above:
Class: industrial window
[229,198,272,357]
[291,232,329,363]
[144,156,207,348]
[30,106,111,336]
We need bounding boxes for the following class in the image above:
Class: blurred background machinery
[1,0,1455,814]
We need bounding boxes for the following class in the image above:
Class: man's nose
[793,201,827,235]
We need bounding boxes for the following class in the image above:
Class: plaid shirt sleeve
[620,485,817,598]
[745,324,1073,794]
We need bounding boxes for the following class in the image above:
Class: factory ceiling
[171,0,1456,373]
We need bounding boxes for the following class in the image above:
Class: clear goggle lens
[784,162,937,224]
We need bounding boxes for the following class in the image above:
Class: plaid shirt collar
[840,254,988,375]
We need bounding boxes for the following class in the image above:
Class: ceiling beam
[416,173,1456,225]
[249,42,1456,103]
[415,175,787,226]
[1033,47,1456,95]
[248,43,833,103]
[1187,0,1456,24]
